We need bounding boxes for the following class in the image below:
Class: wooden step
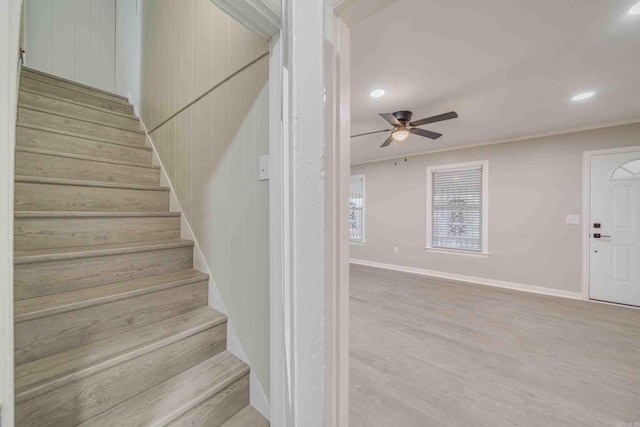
[22,67,130,105]
[14,239,194,300]
[18,107,145,145]
[16,307,227,427]
[220,406,270,427]
[78,351,249,427]
[19,89,140,131]
[16,147,160,186]
[14,269,208,365]
[15,176,170,212]
[20,74,134,115]
[14,211,181,250]
[16,125,152,164]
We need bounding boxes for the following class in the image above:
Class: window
[427,161,488,254]
[350,175,365,242]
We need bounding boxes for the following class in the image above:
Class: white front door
[589,149,640,306]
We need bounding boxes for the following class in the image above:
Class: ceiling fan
[351,110,459,147]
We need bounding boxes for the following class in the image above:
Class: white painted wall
[350,122,640,295]
[24,0,116,92]
[139,0,271,403]
[0,1,23,425]
[115,0,140,106]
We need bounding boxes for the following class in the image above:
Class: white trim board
[350,258,583,300]
[137,114,271,420]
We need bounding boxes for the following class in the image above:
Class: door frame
[581,145,640,304]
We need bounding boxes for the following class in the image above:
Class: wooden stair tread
[20,87,137,119]
[15,175,168,191]
[14,238,193,264]
[15,269,208,322]
[14,210,180,218]
[17,123,152,151]
[78,351,248,426]
[16,146,158,169]
[22,67,130,103]
[222,406,270,427]
[15,306,226,400]
[19,104,145,134]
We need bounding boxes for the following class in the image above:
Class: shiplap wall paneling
[140,0,270,398]
[25,0,116,92]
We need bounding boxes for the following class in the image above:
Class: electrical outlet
[565,214,580,225]
[393,247,399,254]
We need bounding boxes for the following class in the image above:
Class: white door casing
[589,150,640,306]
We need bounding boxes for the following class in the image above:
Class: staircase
[13,67,269,427]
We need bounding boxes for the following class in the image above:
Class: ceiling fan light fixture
[391,127,410,141]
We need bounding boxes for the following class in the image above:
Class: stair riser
[15,182,169,212]
[168,375,250,427]
[21,76,134,115]
[17,126,152,164]
[18,107,145,145]
[16,325,227,427]
[19,90,139,131]
[15,245,194,300]
[16,150,160,186]
[22,70,129,104]
[14,215,180,251]
[15,281,208,365]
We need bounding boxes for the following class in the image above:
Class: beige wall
[140,0,270,396]
[351,122,640,293]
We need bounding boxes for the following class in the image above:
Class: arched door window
[611,159,640,180]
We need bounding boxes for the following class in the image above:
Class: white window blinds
[431,165,483,251]
[350,176,365,242]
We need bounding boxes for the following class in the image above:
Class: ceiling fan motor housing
[392,110,413,124]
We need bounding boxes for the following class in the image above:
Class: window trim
[426,160,490,255]
[350,174,366,244]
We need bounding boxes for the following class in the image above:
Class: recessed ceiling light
[629,1,640,15]
[572,91,595,101]
[369,89,385,98]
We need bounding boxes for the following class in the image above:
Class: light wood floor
[349,264,640,427]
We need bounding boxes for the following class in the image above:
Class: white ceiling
[350,0,640,164]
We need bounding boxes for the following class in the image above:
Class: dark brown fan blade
[351,129,392,138]
[411,128,442,140]
[380,135,394,147]
[409,111,458,127]
[379,113,401,126]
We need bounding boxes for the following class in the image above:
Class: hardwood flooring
[349,264,640,427]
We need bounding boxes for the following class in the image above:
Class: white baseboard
[137,112,271,420]
[350,258,584,300]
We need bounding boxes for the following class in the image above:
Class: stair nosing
[19,104,145,134]
[15,307,227,403]
[21,67,130,103]
[17,123,151,151]
[15,270,209,323]
[152,360,250,426]
[19,87,138,120]
[16,146,159,170]
[15,175,169,191]
[14,239,194,265]
[14,211,180,218]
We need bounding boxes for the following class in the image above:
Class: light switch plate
[565,214,580,225]
[259,155,269,181]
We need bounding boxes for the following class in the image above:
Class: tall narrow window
[427,161,488,253]
[350,175,365,242]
